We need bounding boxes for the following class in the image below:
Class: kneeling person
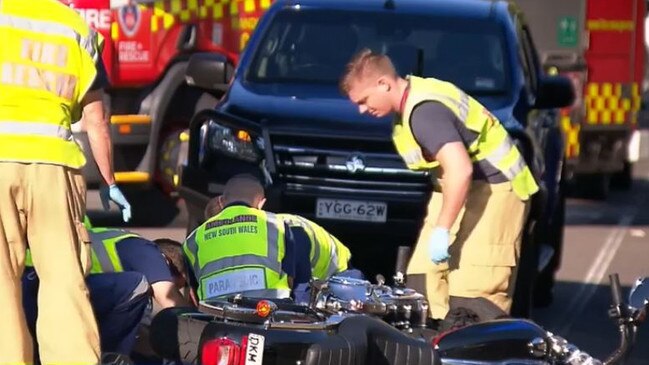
[184,174,300,301]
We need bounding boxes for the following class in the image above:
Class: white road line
[554,210,636,335]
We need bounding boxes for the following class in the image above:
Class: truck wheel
[157,128,190,195]
[611,162,633,191]
[534,179,566,308]
[510,210,539,318]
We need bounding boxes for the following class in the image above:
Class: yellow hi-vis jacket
[393,76,539,200]
[26,227,139,273]
[277,214,351,280]
[183,205,291,301]
[0,0,102,168]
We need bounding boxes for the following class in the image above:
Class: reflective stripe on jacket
[25,227,138,273]
[0,0,101,168]
[393,76,539,200]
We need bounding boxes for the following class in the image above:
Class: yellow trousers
[0,163,100,365]
[407,181,529,319]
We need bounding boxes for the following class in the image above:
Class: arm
[150,281,191,309]
[118,238,192,308]
[281,222,297,287]
[410,102,474,230]
[81,55,115,186]
[435,143,473,229]
[289,226,313,284]
[183,248,200,306]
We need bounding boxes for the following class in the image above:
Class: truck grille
[270,133,431,198]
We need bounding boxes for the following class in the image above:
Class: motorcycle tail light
[201,337,242,365]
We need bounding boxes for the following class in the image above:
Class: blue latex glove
[428,227,450,264]
[100,184,132,223]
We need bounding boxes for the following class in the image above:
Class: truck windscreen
[248,8,510,95]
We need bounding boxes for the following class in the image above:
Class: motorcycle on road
[148,269,648,365]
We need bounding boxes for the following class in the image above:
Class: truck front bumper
[566,128,633,175]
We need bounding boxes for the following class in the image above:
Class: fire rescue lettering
[118,41,150,62]
[0,40,76,100]
[75,9,112,31]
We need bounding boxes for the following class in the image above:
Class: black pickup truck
[177,0,574,314]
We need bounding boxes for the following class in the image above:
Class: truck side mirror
[185,53,234,93]
[534,75,575,109]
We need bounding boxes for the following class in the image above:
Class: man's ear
[377,76,391,92]
[256,197,267,209]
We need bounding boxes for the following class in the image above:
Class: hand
[99,184,132,222]
[428,227,450,264]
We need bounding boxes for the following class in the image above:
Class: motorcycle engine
[312,276,430,332]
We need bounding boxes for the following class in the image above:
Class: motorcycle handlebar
[395,246,411,275]
[609,273,623,307]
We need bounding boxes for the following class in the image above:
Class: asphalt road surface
[87,161,649,364]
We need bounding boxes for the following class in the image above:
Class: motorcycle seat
[305,316,440,365]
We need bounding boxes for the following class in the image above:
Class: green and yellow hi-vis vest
[183,205,290,301]
[277,214,351,280]
[25,227,139,274]
[392,75,539,200]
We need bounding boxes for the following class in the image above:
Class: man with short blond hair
[340,48,538,319]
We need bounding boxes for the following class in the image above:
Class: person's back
[277,213,352,280]
[184,174,294,301]
[0,0,98,167]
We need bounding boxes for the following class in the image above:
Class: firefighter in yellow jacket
[0,1,131,363]
[340,49,538,319]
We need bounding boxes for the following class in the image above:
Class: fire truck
[516,0,646,199]
[61,0,269,221]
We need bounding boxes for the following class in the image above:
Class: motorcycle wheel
[177,317,208,364]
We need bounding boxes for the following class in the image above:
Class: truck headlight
[200,119,262,163]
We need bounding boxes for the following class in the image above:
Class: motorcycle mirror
[628,277,649,311]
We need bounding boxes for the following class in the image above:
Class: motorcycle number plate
[245,333,265,365]
[316,198,387,223]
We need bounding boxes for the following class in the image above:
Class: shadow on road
[564,175,649,227]
[532,280,649,365]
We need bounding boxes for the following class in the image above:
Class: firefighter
[0,0,131,363]
[184,174,302,301]
[339,49,538,319]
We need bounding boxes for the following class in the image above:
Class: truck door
[110,0,155,85]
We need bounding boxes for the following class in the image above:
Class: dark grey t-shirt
[410,101,508,183]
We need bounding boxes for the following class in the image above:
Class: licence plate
[244,333,265,365]
[316,198,387,223]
